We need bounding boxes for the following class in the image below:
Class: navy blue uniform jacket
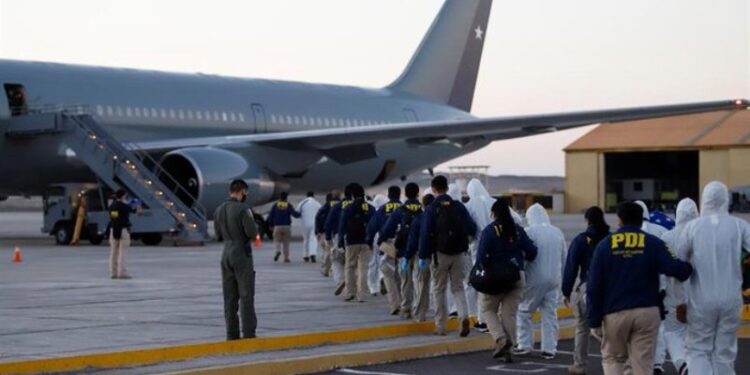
[476,221,537,271]
[561,226,610,298]
[338,199,376,248]
[587,225,693,328]
[315,200,338,235]
[267,200,300,227]
[365,200,401,248]
[418,194,477,260]
[325,199,351,241]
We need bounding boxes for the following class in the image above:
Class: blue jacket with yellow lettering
[587,225,692,328]
[324,199,351,241]
[365,199,402,249]
[338,199,376,249]
[378,199,422,252]
[267,200,301,227]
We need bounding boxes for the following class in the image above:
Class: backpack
[434,200,468,255]
[346,202,369,244]
[395,203,421,250]
[468,224,521,295]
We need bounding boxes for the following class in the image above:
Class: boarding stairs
[5,108,209,243]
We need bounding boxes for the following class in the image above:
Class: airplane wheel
[141,233,163,246]
[54,222,73,245]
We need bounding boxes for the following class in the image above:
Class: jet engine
[158,148,276,214]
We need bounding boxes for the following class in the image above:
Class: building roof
[565,109,750,152]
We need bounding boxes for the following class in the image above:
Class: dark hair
[115,189,127,199]
[230,179,248,193]
[431,175,448,193]
[491,199,518,240]
[280,192,289,200]
[331,190,341,200]
[343,183,355,199]
[422,194,435,207]
[306,191,314,198]
[405,183,419,199]
[351,183,365,199]
[325,193,333,202]
[584,206,610,234]
[387,185,401,201]
[617,202,644,227]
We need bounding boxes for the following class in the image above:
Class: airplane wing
[130,99,748,162]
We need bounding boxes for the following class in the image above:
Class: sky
[1,0,748,176]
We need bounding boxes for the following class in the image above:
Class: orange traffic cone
[12,246,22,263]
[254,233,262,249]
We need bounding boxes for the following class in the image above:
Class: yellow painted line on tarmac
[165,325,580,375]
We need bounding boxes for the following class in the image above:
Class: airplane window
[106,106,113,116]
[96,105,104,116]
[186,110,193,120]
[169,109,176,119]
[292,115,299,125]
[141,108,148,118]
[230,113,236,122]
[301,116,307,126]
[151,108,158,118]
[315,117,321,126]
[286,115,292,124]
[195,111,202,120]
[178,109,184,120]
[116,107,123,117]
[220,112,226,122]
[270,114,276,123]
[214,111,220,121]
[324,118,330,127]
[159,109,166,118]
[125,107,132,117]
[239,113,245,122]
[134,107,141,117]
[204,111,210,121]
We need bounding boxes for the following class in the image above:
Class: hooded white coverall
[659,198,699,373]
[516,203,566,354]
[675,181,750,375]
[635,200,670,368]
[297,197,322,259]
[465,178,494,323]
[368,194,388,295]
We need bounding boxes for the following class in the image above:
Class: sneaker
[567,365,586,375]
[493,339,512,359]
[334,283,346,296]
[303,257,309,263]
[390,308,400,316]
[448,311,458,319]
[474,322,489,333]
[678,363,688,375]
[310,255,316,263]
[273,252,281,262]
[459,318,471,337]
[540,352,555,360]
[344,295,356,302]
[511,346,531,356]
[653,364,664,374]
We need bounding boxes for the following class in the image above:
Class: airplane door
[251,103,267,133]
[403,108,419,122]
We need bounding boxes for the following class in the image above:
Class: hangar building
[564,110,750,213]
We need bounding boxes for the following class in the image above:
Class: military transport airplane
[0,0,747,213]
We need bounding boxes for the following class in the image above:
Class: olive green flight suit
[214,199,258,340]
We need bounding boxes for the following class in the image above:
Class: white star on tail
[474,25,484,40]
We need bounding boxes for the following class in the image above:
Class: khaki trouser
[572,284,590,369]
[432,252,469,333]
[319,236,332,276]
[380,253,402,311]
[273,226,291,261]
[480,283,522,345]
[345,244,372,301]
[400,257,415,315]
[414,263,431,321]
[109,228,130,278]
[601,307,660,375]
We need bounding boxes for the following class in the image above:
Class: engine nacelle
[159,147,276,214]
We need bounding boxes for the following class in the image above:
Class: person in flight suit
[108,189,138,279]
[587,202,692,375]
[214,179,258,340]
[380,183,422,319]
[338,183,376,302]
[326,184,355,296]
[315,191,340,277]
[367,185,403,314]
[267,191,301,263]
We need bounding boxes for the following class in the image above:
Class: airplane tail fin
[388,0,492,112]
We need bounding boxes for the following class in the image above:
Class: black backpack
[395,203,421,250]
[346,202,369,244]
[434,200,468,255]
[469,224,521,295]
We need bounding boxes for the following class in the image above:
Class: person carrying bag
[473,199,537,363]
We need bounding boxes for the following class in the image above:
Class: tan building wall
[699,148,750,195]
[565,152,604,213]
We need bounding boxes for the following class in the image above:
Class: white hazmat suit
[659,198,699,373]
[465,179,494,323]
[368,194,389,295]
[675,182,750,375]
[516,203,566,354]
[297,196,322,259]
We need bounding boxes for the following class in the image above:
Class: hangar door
[604,151,698,212]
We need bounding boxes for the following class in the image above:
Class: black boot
[310,255,317,263]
